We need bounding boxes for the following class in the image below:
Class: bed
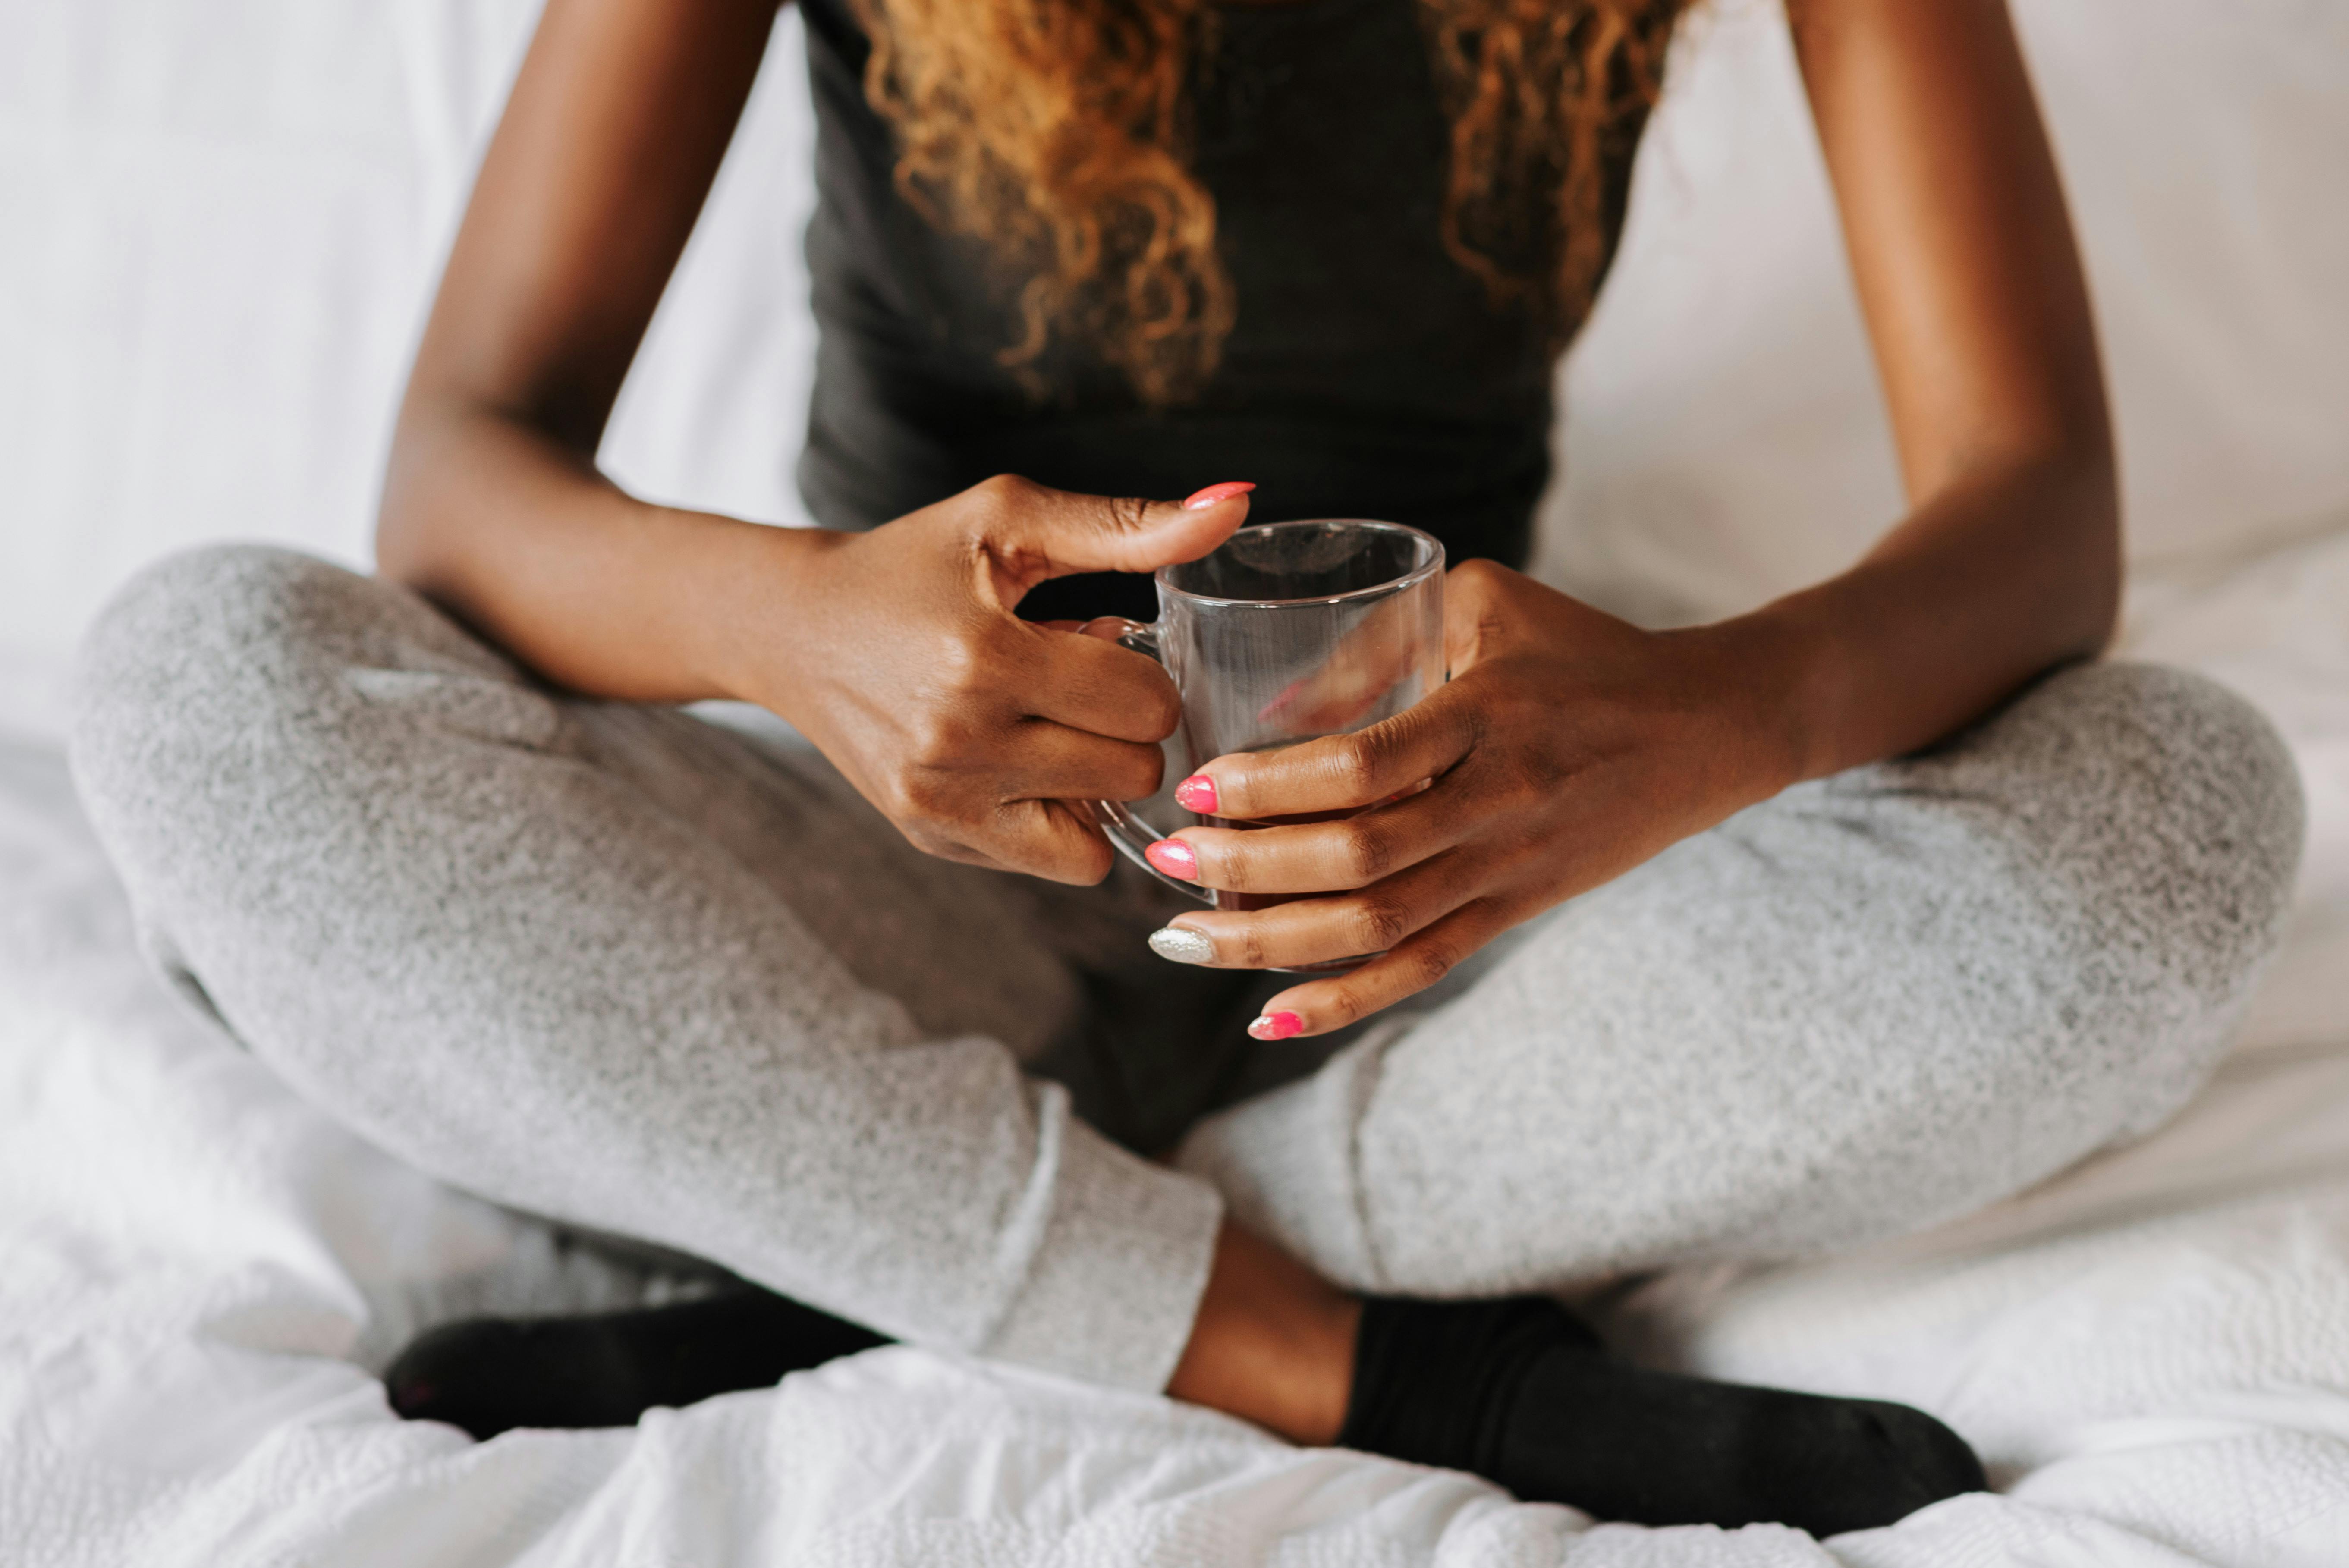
[3,2,2346,1562]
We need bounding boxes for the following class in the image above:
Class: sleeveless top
[794,0,1646,621]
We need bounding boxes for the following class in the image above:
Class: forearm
[376,401,827,706]
[1717,445,2119,789]
[366,0,789,704]
[1734,0,2121,785]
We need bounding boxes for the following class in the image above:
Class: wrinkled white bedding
[8,530,2339,1568]
[5,711,2348,1568]
[4,500,2349,1568]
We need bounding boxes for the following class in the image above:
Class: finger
[1149,852,1481,971]
[1180,691,1478,823]
[889,819,1013,875]
[1241,899,1519,1038]
[977,796,1117,886]
[902,797,1108,883]
[1022,622,1183,743]
[1150,782,1466,893]
[994,719,1168,803]
[968,474,1252,601]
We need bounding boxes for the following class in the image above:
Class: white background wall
[0,0,817,728]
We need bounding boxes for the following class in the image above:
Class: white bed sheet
[0,528,2340,1566]
[5,727,2348,1568]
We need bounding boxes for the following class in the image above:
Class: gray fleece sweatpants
[70,545,2304,1392]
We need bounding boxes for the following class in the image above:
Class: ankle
[1165,1223,1359,1445]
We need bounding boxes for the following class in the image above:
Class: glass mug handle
[1088,620,1216,903]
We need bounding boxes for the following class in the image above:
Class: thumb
[977,477,1253,600]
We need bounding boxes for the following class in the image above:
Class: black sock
[1337,1295,1984,1535]
[385,1288,889,1440]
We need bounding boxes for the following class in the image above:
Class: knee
[69,545,427,864]
[82,541,355,685]
[2013,661,2302,975]
[75,544,337,765]
[78,542,386,691]
[1959,661,2305,1120]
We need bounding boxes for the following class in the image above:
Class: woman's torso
[796,0,1642,618]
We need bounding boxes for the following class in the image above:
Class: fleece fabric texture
[68,544,2302,1390]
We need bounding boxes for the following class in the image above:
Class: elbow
[2054,437,2122,662]
[2050,361,2124,659]
[372,500,433,594]
[371,394,475,599]
[1978,425,2119,667]
[373,406,436,590]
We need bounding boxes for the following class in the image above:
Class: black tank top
[795,0,1643,620]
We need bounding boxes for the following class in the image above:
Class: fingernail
[1173,774,1218,814]
[1248,1011,1304,1041]
[1148,926,1216,965]
[1182,481,1255,510]
[1144,837,1199,880]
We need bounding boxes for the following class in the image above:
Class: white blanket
[5,710,2349,1566]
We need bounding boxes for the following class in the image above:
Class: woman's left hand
[1146,559,1806,1037]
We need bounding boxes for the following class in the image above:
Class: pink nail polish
[1145,837,1199,881]
[1182,481,1255,510]
[1247,1011,1304,1041]
[1173,774,1218,814]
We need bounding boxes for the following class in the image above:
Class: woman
[71,0,2301,1535]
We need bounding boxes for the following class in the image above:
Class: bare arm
[1757,0,2117,777]
[376,0,787,704]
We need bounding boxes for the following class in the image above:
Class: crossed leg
[72,546,2302,1436]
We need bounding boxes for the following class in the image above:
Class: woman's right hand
[739,475,1252,883]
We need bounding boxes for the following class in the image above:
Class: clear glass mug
[1092,519,1446,968]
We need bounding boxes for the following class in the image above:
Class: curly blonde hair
[852,0,1687,403]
